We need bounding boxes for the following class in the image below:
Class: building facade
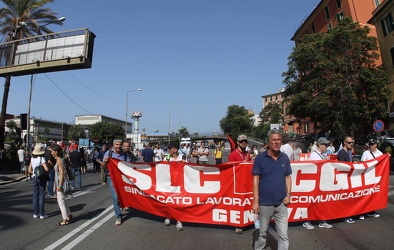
[368,0,394,128]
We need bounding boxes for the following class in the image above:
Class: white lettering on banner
[197,197,252,206]
[184,166,220,193]
[288,207,308,219]
[291,163,317,192]
[364,160,381,185]
[212,209,254,224]
[290,185,380,203]
[118,162,223,194]
[118,163,152,190]
[291,161,382,192]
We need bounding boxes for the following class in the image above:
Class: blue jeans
[107,175,121,219]
[47,169,55,196]
[32,177,47,216]
[254,202,289,250]
[71,167,82,188]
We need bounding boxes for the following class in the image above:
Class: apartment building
[368,0,394,128]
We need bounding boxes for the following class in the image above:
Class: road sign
[373,120,385,133]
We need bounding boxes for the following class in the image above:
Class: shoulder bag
[34,157,49,181]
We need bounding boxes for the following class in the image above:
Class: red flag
[227,134,236,152]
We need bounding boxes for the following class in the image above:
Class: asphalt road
[1,159,394,249]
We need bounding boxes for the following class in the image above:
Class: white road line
[61,212,113,250]
[71,185,103,198]
[43,205,113,250]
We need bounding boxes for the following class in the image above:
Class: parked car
[379,130,394,145]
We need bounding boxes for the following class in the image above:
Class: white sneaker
[40,215,48,219]
[343,217,355,223]
[176,221,183,231]
[303,221,314,229]
[367,212,380,218]
[164,218,171,226]
[318,221,333,228]
[359,215,365,220]
[33,214,38,219]
[115,218,122,225]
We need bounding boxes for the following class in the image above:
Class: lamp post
[125,89,141,139]
[25,17,66,152]
[168,108,179,144]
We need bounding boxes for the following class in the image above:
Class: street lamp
[125,89,141,139]
[168,108,179,144]
[26,17,66,152]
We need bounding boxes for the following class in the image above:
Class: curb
[0,175,26,186]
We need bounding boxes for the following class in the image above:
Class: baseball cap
[317,137,330,145]
[237,134,248,141]
[368,139,378,146]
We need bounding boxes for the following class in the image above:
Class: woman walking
[28,144,49,219]
[50,144,74,226]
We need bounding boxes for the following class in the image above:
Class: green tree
[253,123,270,142]
[0,0,64,149]
[260,102,282,123]
[283,17,390,138]
[89,122,124,145]
[178,127,190,138]
[219,105,253,141]
[68,125,86,141]
[5,120,17,142]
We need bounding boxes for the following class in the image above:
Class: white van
[180,137,191,146]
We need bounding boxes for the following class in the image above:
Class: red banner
[108,154,390,227]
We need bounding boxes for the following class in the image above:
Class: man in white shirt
[359,139,383,219]
[280,141,295,161]
[303,137,333,230]
[17,146,25,174]
[154,143,164,162]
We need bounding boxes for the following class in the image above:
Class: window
[328,22,333,31]
[312,22,316,33]
[325,5,331,20]
[390,47,394,66]
[375,0,380,7]
[305,29,309,35]
[336,0,342,9]
[337,12,344,22]
[381,12,394,36]
[270,96,272,101]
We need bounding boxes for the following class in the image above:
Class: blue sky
[1,0,320,134]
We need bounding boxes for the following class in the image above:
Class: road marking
[43,205,113,250]
[61,212,113,250]
[70,185,103,198]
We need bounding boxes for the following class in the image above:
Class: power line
[44,73,93,114]
[66,71,124,103]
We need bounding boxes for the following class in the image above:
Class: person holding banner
[302,137,333,230]
[337,136,356,223]
[228,134,252,234]
[164,142,185,231]
[252,129,292,250]
[101,139,132,226]
[359,139,382,219]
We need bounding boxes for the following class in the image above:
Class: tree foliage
[89,122,124,145]
[178,127,190,138]
[219,105,253,141]
[68,124,86,141]
[0,0,64,149]
[260,102,282,123]
[283,17,390,138]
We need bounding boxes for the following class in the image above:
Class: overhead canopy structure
[0,28,95,77]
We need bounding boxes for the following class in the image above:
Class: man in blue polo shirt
[101,139,133,226]
[252,129,292,250]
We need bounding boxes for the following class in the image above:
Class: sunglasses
[346,141,354,144]
[239,140,248,143]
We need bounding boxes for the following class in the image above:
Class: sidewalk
[0,170,27,186]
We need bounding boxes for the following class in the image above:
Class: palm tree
[0,0,63,148]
